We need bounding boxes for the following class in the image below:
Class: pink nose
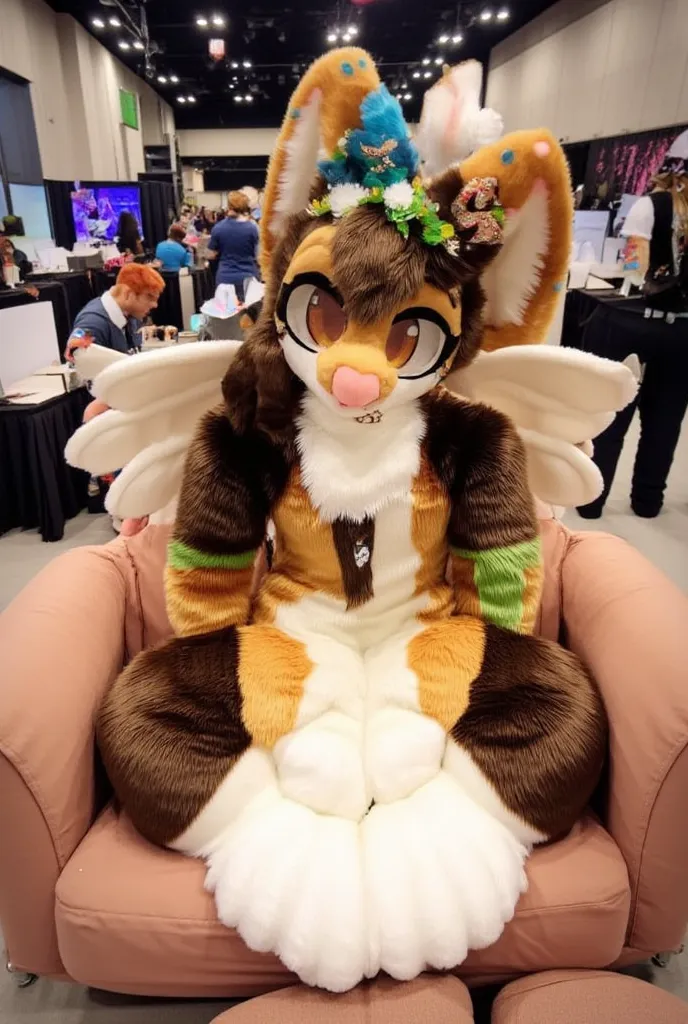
[331,365,381,408]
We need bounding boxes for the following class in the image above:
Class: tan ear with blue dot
[458,129,572,351]
[259,47,380,279]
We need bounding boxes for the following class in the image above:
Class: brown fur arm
[166,409,291,636]
[424,390,543,633]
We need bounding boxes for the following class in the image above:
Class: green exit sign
[120,89,139,130]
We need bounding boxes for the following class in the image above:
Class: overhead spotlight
[234,94,243,103]
[91,17,105,29]
[229,82,235,89]
[347,25,358,36]
[177,96,187,103]
[422,57,430,65]
[118,40,130,50]
[438,34,449,44]
[242,59,252,68]
[497,7,509,19]
[480,9,493,21]
[245,94,253,102]
[395,93,402,101]
[230,61,238,68]
[404,92,412,101]
[412,70,421,79]
[452,33,463,44]
[133,40,144,50]
[195,16,208,27]
[327,32,337,43]
[423,70,432,79]
[211,14,225,27]
[170,74,179,83]
[342,33,352,42]
[434,56,442,65]
[157,75,168,83]
[108,16,121,27]
[187,96,196,103]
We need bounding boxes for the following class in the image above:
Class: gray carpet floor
[1,412,687,1020]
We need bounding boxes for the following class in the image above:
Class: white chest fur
[296,393,427,524]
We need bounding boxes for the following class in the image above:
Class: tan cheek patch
[412,282,462,338]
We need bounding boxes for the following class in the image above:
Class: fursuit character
[65,49,637,994]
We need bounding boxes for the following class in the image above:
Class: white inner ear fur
[482,180,549,328]
[270,90,323,237]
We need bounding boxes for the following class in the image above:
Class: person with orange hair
[65,263,165,358]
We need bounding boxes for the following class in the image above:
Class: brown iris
[305,287,347,347]
[385,318,420,368]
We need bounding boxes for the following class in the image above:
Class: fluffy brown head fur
[223,169,501,440]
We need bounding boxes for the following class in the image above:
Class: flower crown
[307,85,504,255]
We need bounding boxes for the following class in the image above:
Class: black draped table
[0,386,91,542]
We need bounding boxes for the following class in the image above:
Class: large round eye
[284,282,347,352]
[385,314,449,377]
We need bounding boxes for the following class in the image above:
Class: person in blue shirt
[207,191,259,302]
[155,224,194,272]
[65,263,165,356]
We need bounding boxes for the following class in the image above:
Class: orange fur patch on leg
[408,616,486,731]
[165,566,254,637]
[237,625,312,748]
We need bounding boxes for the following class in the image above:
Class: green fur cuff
[167,540,257,571]
[452,537,542,632]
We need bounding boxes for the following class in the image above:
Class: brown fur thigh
[451,626,607,839]
[97,628,251,848]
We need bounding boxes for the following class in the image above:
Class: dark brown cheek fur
[453,625,607,839]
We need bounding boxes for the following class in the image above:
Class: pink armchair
[1,517,687,997]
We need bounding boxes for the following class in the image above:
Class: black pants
[573,304,688,516]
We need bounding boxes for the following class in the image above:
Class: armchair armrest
[562,531,688,956]
[0,547,125,975]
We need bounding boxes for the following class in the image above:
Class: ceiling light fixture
[108,16,121,27]
[423,70,432,79]
[452,33,463,44]
[211,14,225,27]
[497,7,510,19]
[412,70,420,78]
[133,40,144,50]
[158,75,168,83]
[347,25,358,36]
[438,34,449,44]
[177,96,187,103]
[327,32,337,43]
[480,9,493,21]
[242,59,252,68]
[434,56,443,65]
[187,96,196,103]
[170,74,179,83]
[422,57,430,66]
[92,17,105,29]
[118,40,130,50]
[234,95,243,103]
[230,61,238,68]
[245,94,253,102]
[404,92,412,100]
[342,33,352,42]
[195,16,208,27]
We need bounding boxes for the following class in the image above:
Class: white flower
[329,183,369,217]
[383,181,415,210]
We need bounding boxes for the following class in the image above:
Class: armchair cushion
[54,807,629,998]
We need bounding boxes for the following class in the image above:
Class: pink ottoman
[492,970,688,1023]
[209,975,474,1023]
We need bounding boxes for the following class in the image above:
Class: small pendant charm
[354,542,370,568]
[355,409,383,425]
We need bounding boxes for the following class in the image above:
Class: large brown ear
[259,47,380,279]
[428,129,572,351]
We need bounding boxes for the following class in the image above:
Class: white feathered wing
[65,342,241,520]
[445,346,639,507]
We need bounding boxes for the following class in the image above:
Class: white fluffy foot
[273,711,369,820]
[206,792,367,993]
[363,771,528,981]
[366,707,446,803]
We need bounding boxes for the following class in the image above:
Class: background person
[155,224,193,272]
[116,211,144,256]
[65,263,164,357]
[206,190,259,303]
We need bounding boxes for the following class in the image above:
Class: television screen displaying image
[71,185,142,244]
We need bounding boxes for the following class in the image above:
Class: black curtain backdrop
[44,179,77,250]
[139,178,177,248]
